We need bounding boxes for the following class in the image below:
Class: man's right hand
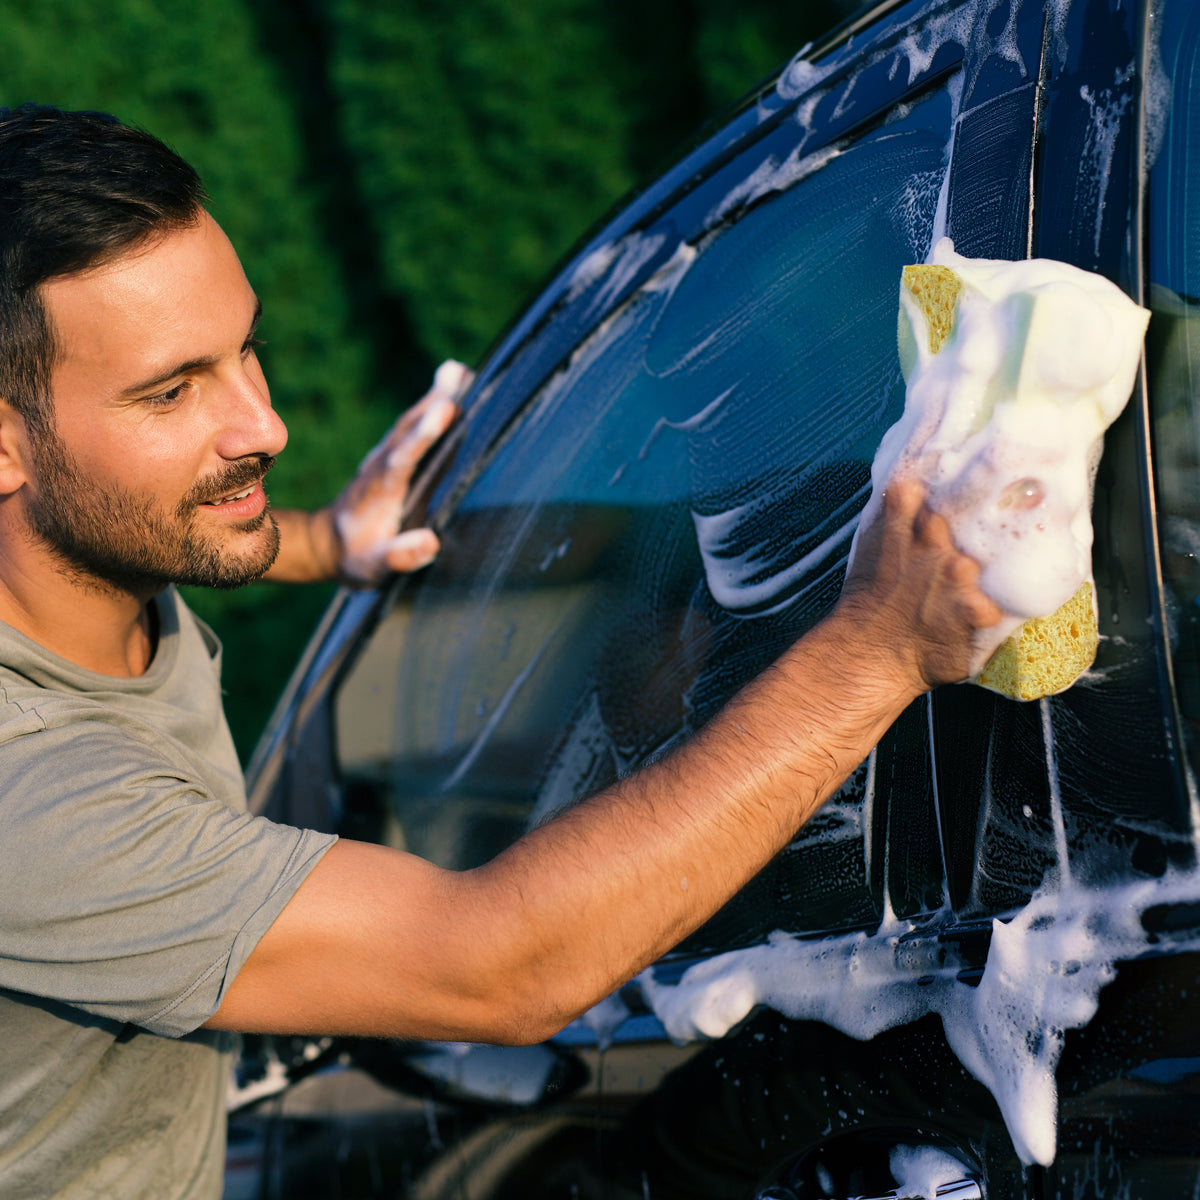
[837,476,1005,694]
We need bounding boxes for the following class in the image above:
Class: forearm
[263,508,340,584]
[210,606,916,1045]
[460,606,922,1042]
[206,481,998,1043]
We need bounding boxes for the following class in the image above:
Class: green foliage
[0,0,858,759]
[0,0,392,756]
[319,0,848,365]
[323,0,642,363]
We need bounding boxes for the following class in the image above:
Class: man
[0,105,1001,1198]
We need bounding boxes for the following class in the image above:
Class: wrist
[306,507,344,584]
[806,602,929,713]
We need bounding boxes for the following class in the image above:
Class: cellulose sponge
[856,240,1149,700]
[972,579,1098,700]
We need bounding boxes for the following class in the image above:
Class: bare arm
[206,481,1001,1044]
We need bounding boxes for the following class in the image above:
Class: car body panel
[238,0,1200,1195]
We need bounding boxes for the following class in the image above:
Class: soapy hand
[839,477,1004,692]
[328,361,470,585]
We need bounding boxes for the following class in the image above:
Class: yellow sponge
[901,264,962,353]
[900,264,1099,701]
[973,580,1098,700]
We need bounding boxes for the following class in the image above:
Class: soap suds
[694,493,864,616]
[1140,2,1173,171]
[707,145,842,227]
[889,1145,975,1198]
[930,73,967,249]
[1077,75,1134,258]
[636,248,1160,1168]
[581,991,632,1052]
[641,868,1200,1167]
[852,238,1149,668]
[777,56,830,104]
[564,232,671,319]
[894,3,1004,87]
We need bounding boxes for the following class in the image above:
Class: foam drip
[638,249,1168,1167]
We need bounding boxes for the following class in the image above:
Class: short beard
[24,426,281,595]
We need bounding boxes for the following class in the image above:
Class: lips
[195,479,267,521]
[184,454,276,512]
[202,483,258,506]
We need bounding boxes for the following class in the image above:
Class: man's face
[24,212,288,595]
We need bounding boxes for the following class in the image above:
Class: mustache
[181,455,276,512]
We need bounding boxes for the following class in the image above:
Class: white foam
[1077,78,1134,258]
[889,1145,973,1198]
[580,991,632,1052]
[706,144,842,227]
[853,238,1149,668]
[634,247,1167,1168]
[641,868,1200,1167]
[564,232,670,318]
[1141,3,1173,171]
[693,499,860,616]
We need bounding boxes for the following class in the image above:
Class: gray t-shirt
[0,589,337,1198]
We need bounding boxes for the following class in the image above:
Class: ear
[0,398,33,496]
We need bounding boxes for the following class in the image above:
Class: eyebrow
[121,298,263,398]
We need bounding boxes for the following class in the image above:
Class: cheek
[67,419,212,500]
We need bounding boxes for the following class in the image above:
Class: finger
[947,550,981,587]
[431,359,473,397]
[405,361,473,433]
[355,398,457,501]
[382,528,440,574]
[370,360,471,457]
[913,501,955,551]
[375,391,456,452]
[387,383,462,460]
[964,588,1005,629]
[883,475,926,522]
[412,393,460,443]
[373,403,456,495]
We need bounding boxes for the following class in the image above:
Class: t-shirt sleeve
[0,721,337,1037]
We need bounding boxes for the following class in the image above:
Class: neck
[0,545,162,676]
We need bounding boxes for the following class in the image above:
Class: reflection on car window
[1148,2,1200,781]
[335,82,958,950]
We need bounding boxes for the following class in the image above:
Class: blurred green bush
[0,0,851,758]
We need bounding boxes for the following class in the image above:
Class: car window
[929,0,1195,923]
[334,79,960,951]
[1148,1,1200,788]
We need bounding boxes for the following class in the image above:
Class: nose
[212,359,288,462]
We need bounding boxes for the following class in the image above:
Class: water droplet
[999,477,1045,510]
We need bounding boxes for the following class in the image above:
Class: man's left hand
[326,360,469,585]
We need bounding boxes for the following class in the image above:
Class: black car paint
[238,0,1200,1196]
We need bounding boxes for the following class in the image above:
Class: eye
[142,380,191,408]
[243,336,265,357]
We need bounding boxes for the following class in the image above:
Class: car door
[243,0,1200,1196]
[323,6,1005,959]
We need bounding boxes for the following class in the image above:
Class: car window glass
[334,82,958,950]
[1147,1,1200,788]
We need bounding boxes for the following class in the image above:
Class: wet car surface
[232,0,1200,1195]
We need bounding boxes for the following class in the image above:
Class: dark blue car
[233,0,1200,1195]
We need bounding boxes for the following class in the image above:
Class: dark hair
[0,104,207,435]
